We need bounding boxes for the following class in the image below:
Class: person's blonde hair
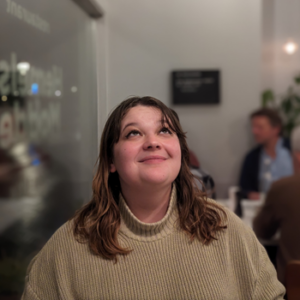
[72,96,227,262]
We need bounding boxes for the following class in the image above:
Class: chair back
[286,260,300,300]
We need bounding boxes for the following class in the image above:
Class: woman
[22,96,285,299]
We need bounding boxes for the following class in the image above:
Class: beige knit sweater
[22,187,285,299]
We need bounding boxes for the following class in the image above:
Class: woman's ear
[110,162,117,173]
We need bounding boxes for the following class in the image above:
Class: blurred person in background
[253,125,300,284]
[188,149,216,198]
[22,97,285,299]
[239,108,293,200]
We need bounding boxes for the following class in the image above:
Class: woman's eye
[160,127,171,134]
[126,130,140,138]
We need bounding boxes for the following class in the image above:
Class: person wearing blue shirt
[239,108,293,200]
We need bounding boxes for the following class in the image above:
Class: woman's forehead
[121,106,166,126]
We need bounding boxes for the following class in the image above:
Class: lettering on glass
[6,0,50,34]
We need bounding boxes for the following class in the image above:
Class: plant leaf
[294,95,300,104]
[291,107,300,122]
[295,75,300,84]
[261,90,274,107]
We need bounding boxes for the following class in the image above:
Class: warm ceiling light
[283,41,298,55]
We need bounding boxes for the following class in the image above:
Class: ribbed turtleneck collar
[118,185,179,242]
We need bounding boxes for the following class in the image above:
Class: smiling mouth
[139,156,167,163]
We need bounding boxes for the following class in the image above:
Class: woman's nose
[143,136,161,150]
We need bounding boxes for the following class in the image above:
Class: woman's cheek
[119,144,138,164]
[167,139,181,158]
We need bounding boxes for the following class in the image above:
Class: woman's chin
[140,175,174,186]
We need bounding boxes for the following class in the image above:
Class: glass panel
[0,0,98,296]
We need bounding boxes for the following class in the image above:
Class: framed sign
[172,70,220,105]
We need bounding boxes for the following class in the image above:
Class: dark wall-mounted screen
[172,70,220,105]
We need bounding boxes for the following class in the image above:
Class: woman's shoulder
[22,220,95,299]
[207,198,247,226]
[26,220,87,277]
[206,198,271,270]
[206,198,260,245]
[204,198,285,298]
[41,220,79,252]
[23,220,90,298]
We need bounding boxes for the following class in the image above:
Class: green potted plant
[262,74,300,138]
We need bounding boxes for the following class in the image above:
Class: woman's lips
[139,156,167,163]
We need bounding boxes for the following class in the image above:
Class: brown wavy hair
[73,96,227,261]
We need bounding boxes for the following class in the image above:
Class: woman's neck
[120,184,172,223]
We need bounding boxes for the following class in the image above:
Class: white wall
[106,0,262,197]
[261,0,275,92]
[262,0,300,95]
[94,0,109,137]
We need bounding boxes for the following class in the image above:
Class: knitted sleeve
[222,205,285,300]
[21,224,70,300]
[21,282,42,300]
[252,242,285,299]
[21,248,62,300]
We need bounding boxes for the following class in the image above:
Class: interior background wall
[262,0,300,95]
[104,0,262,197]
[93,0,108,138]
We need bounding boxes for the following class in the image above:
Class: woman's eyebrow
[122,120,166,132]
[122,122,138,132]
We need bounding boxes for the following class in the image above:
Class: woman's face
[110,106,181,189]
